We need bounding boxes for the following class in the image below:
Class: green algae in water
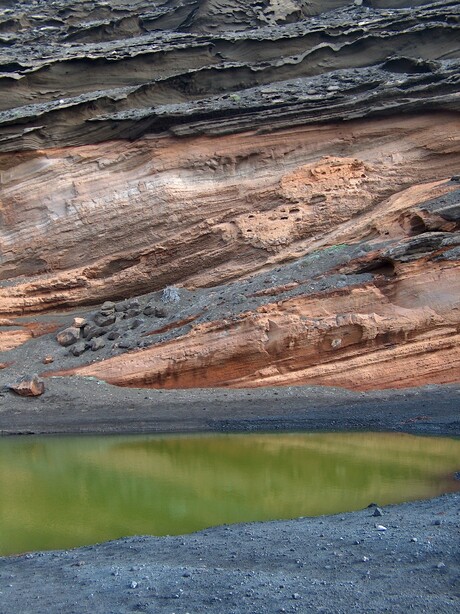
[0,431,459,556]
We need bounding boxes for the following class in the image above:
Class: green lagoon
[1,431,459,556]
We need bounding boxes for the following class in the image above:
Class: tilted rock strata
[1,114,459,315]
[47,226,460,391]
[0,1,459,392]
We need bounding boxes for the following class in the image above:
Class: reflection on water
[0,431,459,555]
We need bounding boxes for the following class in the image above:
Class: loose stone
[83,324,106,340]
[129,318,144,330]
[90,337,106,351]
[56,327,80,347]
[155,306,168,318]
[9,373,45,397]
[93,313,116,327]
[372,507,383,517]
[143,304,156,316]
[125,307,141,318]
[70,341,87,357]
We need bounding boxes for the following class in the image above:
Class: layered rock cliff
[0,1,459,392]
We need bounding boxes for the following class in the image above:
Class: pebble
[372,507,383,517]
[374,525,387,531]
[129,581,138,589]
[410,537,418,543]
[292,593,301,600]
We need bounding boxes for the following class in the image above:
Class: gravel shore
[1,492,459,613]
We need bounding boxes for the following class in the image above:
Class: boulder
[90,337,106,351]
[56,327,80,347]
[93,312,116,327]
[70,341,87,357]
[9,374,45,397]
[82,324,106,340]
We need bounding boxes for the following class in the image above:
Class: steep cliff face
[0,1,459,392]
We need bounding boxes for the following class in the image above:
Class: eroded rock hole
[357,258,396,278]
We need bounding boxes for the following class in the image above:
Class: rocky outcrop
[47,218,460,391]
[0,1,458,149]
[0,1,459,393]
[1,115,459,314]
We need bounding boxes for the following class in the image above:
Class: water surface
[1,431,459,556]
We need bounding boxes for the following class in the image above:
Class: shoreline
[1,493,459,613]
[1,377,459,437]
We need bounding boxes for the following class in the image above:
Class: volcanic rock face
[0,1,459,392]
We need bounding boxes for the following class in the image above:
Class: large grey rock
[90,337,106,351]
[56,327,80,347]
[70,341,87,357]
[93,313,116,327]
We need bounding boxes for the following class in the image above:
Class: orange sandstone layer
[1,113,459,316]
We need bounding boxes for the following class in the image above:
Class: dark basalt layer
[0,0,458,150]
